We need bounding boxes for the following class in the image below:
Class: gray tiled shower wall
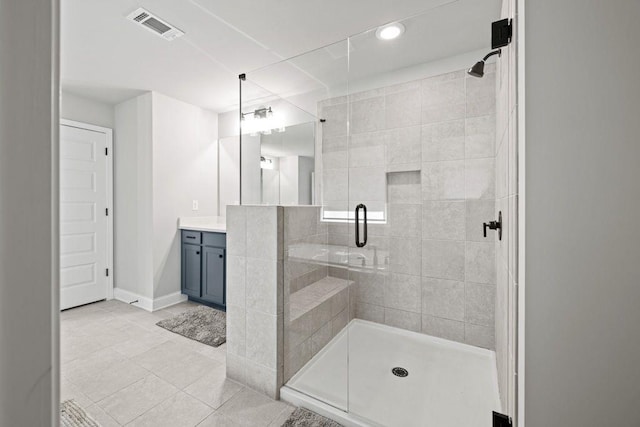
[318,66,498,350]
[283,206,337,383]
[226,205,353,393]
[226,206,284,399]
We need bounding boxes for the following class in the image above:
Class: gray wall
[114,94,154,300]
[114,92,219,304]
[0,0,59,425]
[61,91,115,129]
[151,92,219,299]
[524,1,640,425]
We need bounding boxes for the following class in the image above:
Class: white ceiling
[245,0,501,107]
[61,0,500,112]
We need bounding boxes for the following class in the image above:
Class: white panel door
[60,123,111,310]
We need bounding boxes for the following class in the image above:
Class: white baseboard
[152,291,187,311]
[113,288,153,312]
[113,288,187,312]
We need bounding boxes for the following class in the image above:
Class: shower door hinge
[105,147,108,155]
[493,411,512,427]
[105,268,109,277]
[492,18,513,49]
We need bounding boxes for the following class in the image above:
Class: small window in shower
[320,172,388,224]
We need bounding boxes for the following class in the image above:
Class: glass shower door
[344,5,504,425]
[342,26,429,411]
[241,38,354,413]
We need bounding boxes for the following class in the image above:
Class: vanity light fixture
[241,106,273,121]
[241,106,285,135]
[260,156,274,169]
[375,22,405,40]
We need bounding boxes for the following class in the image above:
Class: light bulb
[376,23,405,41]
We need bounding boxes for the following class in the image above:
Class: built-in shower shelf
[289,276,353,322]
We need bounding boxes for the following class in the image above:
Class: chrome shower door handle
[355,203,367,248]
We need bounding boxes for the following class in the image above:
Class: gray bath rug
[156,305,226,347]
[60,399,99,427]
[282,408,343,427]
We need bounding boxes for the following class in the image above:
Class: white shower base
[281,320,501,427]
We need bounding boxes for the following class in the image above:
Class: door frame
[60,119,114,301]
[516,0,526,425]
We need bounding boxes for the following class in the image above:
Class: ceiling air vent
[126,8,184,41]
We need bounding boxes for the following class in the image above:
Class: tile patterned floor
[61,300,294,426]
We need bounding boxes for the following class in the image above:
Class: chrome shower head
[468,49,501,78]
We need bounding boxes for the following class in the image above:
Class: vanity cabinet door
[182,244,202,297]
[202,246,225,306]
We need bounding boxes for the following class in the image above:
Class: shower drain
[392,367,408,377]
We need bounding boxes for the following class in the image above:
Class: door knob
[483,211,502,240]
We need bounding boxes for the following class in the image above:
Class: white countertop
[178,216,226,233]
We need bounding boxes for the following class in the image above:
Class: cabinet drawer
[203,232,226,248]
[182,230,202,244]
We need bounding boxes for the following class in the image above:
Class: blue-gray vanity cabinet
[202,246,225,306]
[182,244,202,297]
[180,230,226,309]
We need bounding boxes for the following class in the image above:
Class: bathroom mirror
[240,121,315,205]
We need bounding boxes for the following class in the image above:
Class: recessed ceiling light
[375,22,405,41]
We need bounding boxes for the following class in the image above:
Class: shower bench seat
[288,276,353,354]
[289,276,353,322]
[286,276,354,380]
